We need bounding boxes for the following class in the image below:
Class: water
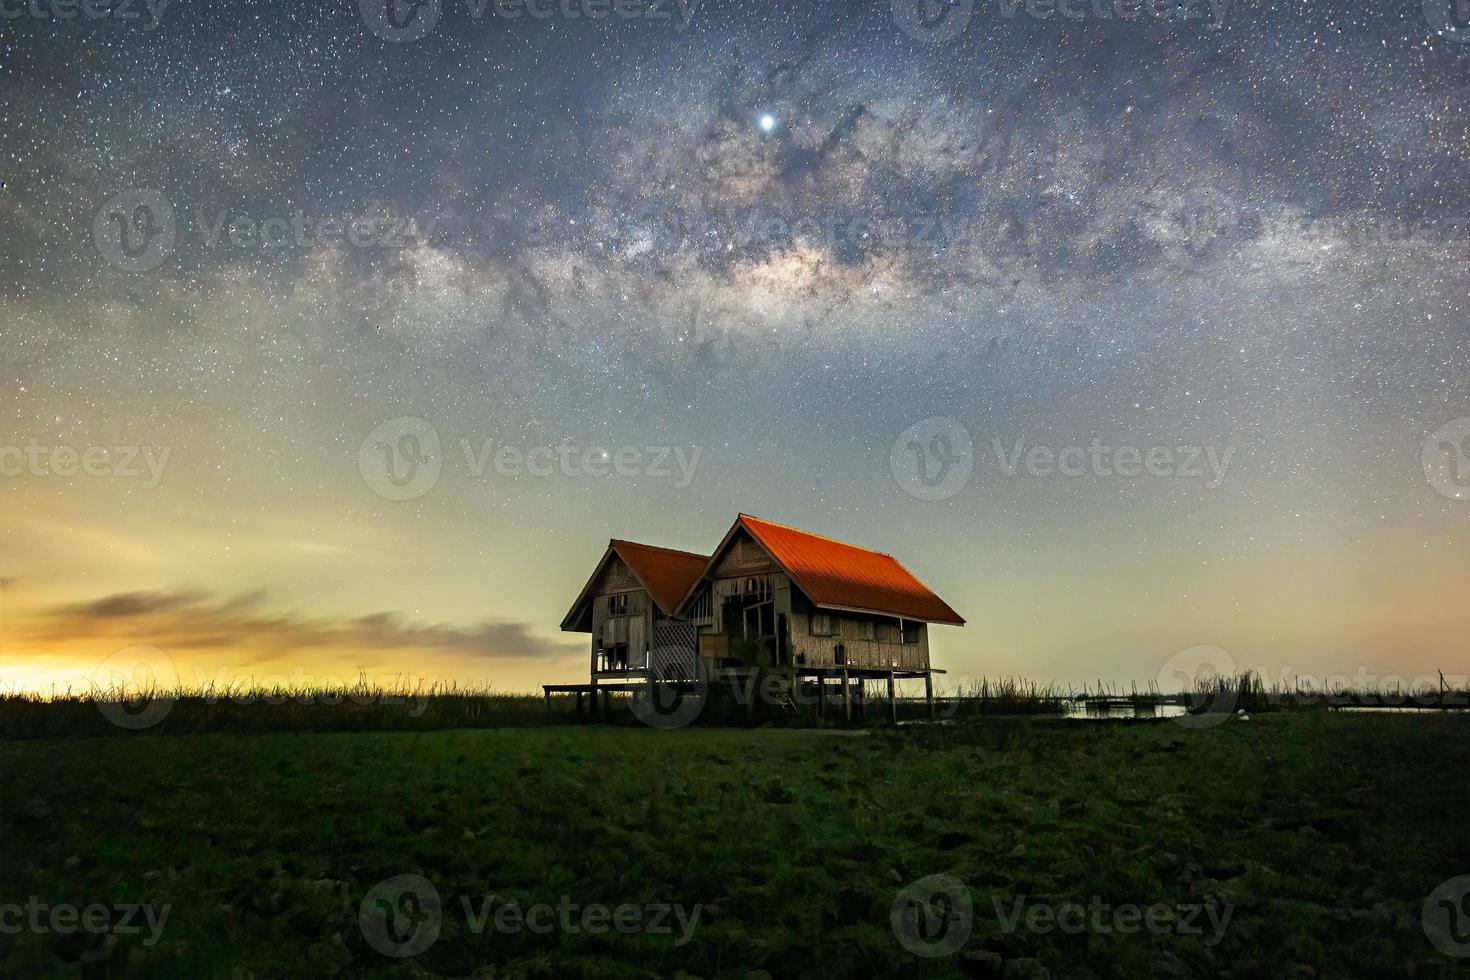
[1061,700,1188,720]
[1331,705,1469,714]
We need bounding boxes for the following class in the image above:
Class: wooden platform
[543,666,945,723]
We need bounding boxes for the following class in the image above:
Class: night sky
[2,0,1468,695]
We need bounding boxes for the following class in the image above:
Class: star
[0,0,1464,695]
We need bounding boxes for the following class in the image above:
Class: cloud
[21,587,583,662]
[64,589,210,617]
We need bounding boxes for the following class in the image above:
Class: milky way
[1,0,1467,692]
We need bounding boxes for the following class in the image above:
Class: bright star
[758,113,777,133]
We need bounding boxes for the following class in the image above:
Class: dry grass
[4,668,1465,739]
[0,674,567,739]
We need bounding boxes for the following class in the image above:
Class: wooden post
[817,677,825,720]
[575,689,584,719]
[888,671,897,724]
[925,671,935,721]
[842,667,852,723]
[544,689,551,714]
[589,637,600,720]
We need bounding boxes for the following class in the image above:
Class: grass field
[3,712,1468,978]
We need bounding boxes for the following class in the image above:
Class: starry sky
[2,0,1468,696]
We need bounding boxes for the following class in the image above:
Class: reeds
[0,673,573,739]
[1184,670,1470,714]
[942,676,1072,716]
[5,669,1465,738]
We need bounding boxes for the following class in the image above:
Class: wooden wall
[786,609,929,671]
[708,530,779,578]
[588,554,653,670]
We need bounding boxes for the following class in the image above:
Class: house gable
[560,547,628,633]
[707,527,779,578]
[560,540,708,632]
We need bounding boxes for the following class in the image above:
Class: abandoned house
[551,514,965,720]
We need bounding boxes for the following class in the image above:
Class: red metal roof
[735,515,965,625]
[608,539,710,615]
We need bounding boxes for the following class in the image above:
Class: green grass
[2,713,1467,978]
